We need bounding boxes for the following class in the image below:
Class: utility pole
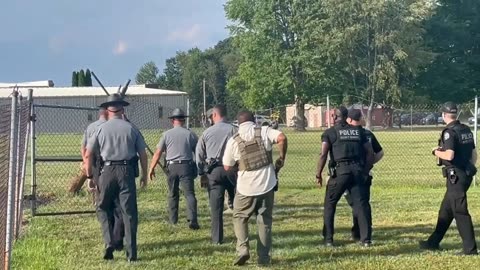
[203,79,206,127]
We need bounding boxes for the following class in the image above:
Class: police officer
[316,106,374,247]
[420,102,478,255]
[196,105,237,244]
[82,108,125,251]
[345,109,384,241]
[149,108,200,229]
[85,94,148,261]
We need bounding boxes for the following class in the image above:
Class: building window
[158,106,163,119]
[87,113,93,121]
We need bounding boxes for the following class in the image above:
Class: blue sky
[0,0,229,86]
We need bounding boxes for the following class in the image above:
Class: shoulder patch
[444,132,450,141]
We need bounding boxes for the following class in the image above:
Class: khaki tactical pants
[233,189,274,261]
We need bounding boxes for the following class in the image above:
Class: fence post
[5,89,19,270]
[16,91,31,238]
[13,95,23,240]
[410,105,413,132]
[186,97,190,129]
[29,90,37,216]
[474,96,478,187]
[326,95,331,128]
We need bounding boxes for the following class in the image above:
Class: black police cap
[441,102,458,114]
[348,109,362,121]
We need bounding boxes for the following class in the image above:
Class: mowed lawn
[12,128,480,269]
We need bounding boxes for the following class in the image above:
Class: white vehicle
[255,115,272,126]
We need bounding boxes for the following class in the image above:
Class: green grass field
[12,129,480,269]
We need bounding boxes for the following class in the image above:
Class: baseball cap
[441,102,458,114]
[348,109,363,121]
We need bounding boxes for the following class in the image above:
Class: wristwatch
[86,175,93,179]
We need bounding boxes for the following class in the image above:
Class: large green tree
[416,0,480,103]
[225,0,334,130]
[320,0,434,128]
[135,61,161,84]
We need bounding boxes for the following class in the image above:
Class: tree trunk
[366,94,374,130]
[295,98,306,131]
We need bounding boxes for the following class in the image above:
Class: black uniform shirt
[440,120,475,167]
[365,129,382,154]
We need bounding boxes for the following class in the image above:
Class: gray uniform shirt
[157,126,198,161]
[86,116,147,161]
[196,121,237,173]
[82,118,106,147]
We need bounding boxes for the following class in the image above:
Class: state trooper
[345,109,384,241]
[149,108,200,230]
[420,102,478,255]
[82,107,125,251]
[316,106,374,247]
[85,94,148,262]
[196,105,237,244]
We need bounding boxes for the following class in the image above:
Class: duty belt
[335,160,360,167]
[104,160,130,166]
[167,160,193,165]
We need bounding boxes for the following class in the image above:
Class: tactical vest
[233,127,272,171]
[331,124,364,162]
[440,122,474,168]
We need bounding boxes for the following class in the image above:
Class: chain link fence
[27,91,480,217]
[0,90,30,270]
[30,95,188,215]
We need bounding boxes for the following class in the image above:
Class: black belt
[336,160,360,166]
[104,160,130,166]
[167,160,193,165]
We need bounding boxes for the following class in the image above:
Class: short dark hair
[213,104,227,117]
[237,110,255,124]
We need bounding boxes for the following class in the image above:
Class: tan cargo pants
[233,189,274,261]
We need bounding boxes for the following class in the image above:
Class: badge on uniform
[444,132,450,141]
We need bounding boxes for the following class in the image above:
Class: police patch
[444,132,450,141]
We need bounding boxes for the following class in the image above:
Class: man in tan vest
[223,110,288,266]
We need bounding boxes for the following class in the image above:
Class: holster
[204,158,220,174]
[443,167,458,184]
[131,155,140,177]
[328,160,337,178]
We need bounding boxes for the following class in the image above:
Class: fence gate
[30,104,99,216]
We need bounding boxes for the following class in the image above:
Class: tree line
[136,0,480,130]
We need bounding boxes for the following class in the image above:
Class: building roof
[0,85,187,98]
[0,80,54,88]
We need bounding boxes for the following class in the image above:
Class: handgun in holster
[442,167,458,184]
[328,160,337,178]
[204,158,220,174]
